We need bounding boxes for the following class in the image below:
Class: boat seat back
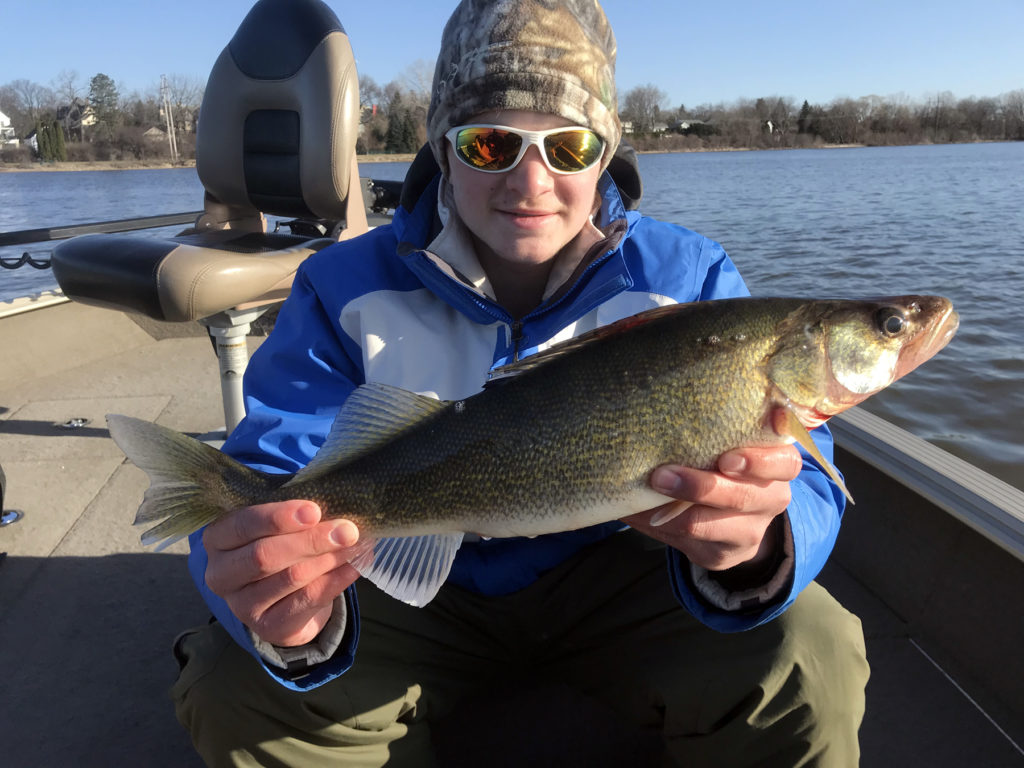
[196,0,361,226]
[52,0,366,323]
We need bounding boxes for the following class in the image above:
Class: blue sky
[2,0,1021,108]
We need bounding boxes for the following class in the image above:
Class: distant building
[143,126,167,143]
[0,110,19,147]
[56,98,96,141]
[620,120,668,135]
[672,119,702,131]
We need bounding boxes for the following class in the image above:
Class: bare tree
[157,74,204,133]
[51,70,84,104]
[359,75,383,112]
[398,59,434,103]
[398,60,433,139]
[958,96,1001,140]
[6,79,55,129]
[622,84,667,134]
[1002,89,1024,140]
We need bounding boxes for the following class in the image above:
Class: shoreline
[1,140,1011,172]
[0,154,418,173]
[0,147,860,173]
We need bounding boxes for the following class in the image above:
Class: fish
[107,295,958,606]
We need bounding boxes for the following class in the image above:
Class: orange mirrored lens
[454,128,523,171]
[544,131,604,172]
[453,127,602,173]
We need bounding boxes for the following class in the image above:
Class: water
[1,146,1021,488]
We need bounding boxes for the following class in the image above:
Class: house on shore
[56,98,96,142]
[0,110,19,147]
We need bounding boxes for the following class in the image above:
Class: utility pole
[160,75,179,163]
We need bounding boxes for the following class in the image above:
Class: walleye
[108,295,958,606]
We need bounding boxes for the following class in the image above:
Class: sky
[1,0,1022,109]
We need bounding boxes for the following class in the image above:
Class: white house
[0,110,19,147]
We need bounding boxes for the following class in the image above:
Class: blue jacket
[187,171,846,690]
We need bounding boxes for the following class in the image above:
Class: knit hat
[427,0,621,175]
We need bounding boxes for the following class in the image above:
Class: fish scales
[268,300,818,538]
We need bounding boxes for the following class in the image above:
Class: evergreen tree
[35,119,51,160]
[89,73,120,137]
[798,100,812,134]
[33,119,67,162]
[385,92,415,153]
[52,119,67,160]
[400,110,418,153]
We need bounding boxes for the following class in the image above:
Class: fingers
[717,444,803,482]
[204,500,331,551]
[246,562,362,647]
[632,444,800,571]
[204,503,357,594]
[650,444,802,501]
[202,500,364,647]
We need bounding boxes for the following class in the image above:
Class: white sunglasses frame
[444,124,605,175]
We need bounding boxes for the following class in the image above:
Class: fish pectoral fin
[350,532,464,607]
[772,406,855,505]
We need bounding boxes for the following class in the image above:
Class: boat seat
[50,0,366,430]
[53,0,365,324]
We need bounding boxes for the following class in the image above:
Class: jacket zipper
[509,320,524,362]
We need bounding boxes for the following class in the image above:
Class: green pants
[172,531,868,767]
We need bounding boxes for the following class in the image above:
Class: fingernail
[719,453,747,475]
[294,504,319,526]
[650,502,691,527]
[330,520,358,547]
[651,467,682,494]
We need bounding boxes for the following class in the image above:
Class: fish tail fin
[107,414,269,550]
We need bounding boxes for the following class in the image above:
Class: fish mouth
[894,298,959,381]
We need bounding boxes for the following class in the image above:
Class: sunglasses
[445,124,605,174]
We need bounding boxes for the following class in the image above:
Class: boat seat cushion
[52,232,332,322]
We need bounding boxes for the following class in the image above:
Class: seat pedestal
[200,308,270,435]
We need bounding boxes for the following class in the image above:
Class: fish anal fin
[289,383,448,485]
[771,405,854,505]
[350,532,464,607]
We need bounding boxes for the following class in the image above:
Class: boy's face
[446,110,602,272]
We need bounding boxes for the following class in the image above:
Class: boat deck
[1,299,1022,766]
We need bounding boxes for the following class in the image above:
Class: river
[1,142,1021,489]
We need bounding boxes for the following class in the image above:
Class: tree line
[2,65,1022,165]
[621,85,1024,150]
[0,71,202,163]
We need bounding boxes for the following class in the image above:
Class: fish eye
[875,308,907,337]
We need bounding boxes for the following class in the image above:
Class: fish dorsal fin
[772,405,854,504]
[350,532,465,606]
[487,303,692,385]
[288,383,447,485]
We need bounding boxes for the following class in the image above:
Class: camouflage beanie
[427,0,621,175]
